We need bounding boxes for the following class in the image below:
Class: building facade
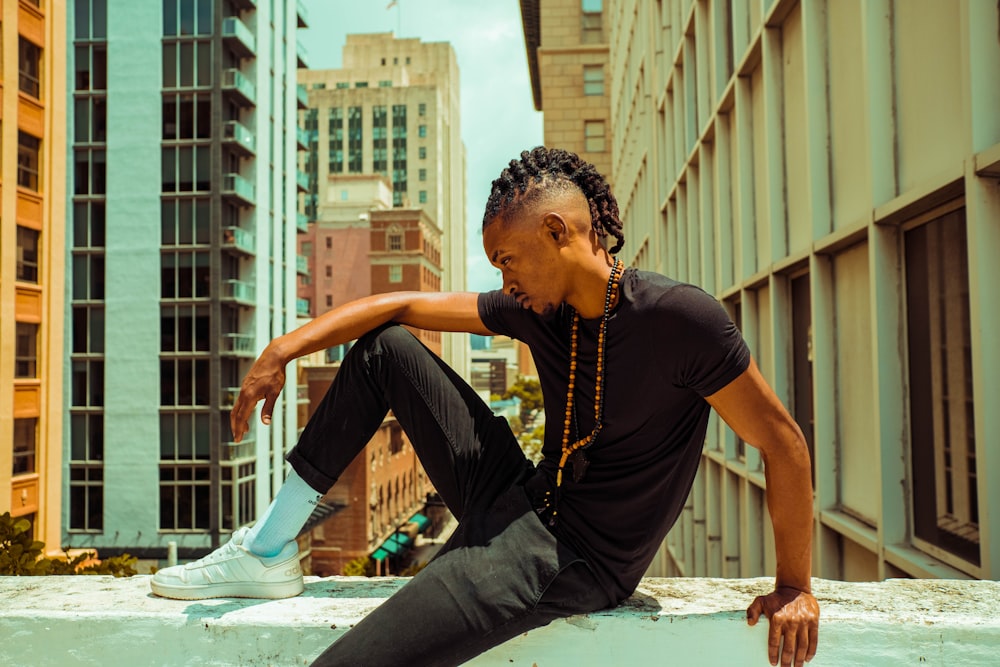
[607,0,1000,581]
[520,0,613,181]
[297,33,468,375]
[0,0,67,553]
[62,0,307,560]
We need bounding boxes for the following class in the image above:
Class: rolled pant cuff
[286,448,338,494]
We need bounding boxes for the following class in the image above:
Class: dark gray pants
[287,325,611,666]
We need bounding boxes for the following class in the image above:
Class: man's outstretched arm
[706,357,819,667]
[230,291,491,442]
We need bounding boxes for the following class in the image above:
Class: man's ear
[541,212,569,246]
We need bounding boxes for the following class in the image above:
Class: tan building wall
[0,0,66,554]
[609,0,1000,582]
[521,0,613,181]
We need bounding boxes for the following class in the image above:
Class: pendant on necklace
[569,449,590,483]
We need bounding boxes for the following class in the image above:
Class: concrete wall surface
[1,576,998,666]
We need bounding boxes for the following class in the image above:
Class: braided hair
[482,146,625,254]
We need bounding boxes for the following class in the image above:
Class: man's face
[483,216,565,317]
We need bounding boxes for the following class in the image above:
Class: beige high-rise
[520,0,612,181]
[299,33,468,375]
[0,0,67,553]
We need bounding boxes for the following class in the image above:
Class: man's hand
[230,345,287,442]
[746,586,819,667]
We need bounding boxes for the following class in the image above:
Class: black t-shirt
[478,268,750,602]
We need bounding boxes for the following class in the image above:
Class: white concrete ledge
[2,576,999,666]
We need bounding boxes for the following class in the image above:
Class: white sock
[245,470,323,558]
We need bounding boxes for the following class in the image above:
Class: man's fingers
[806,622,819,661]
[780,626,796,667]
[746,596,764,626]
[261,393,277,425]
[768,612,782,666]
[794,626,809,666]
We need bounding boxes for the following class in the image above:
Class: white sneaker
[150,527,304,600]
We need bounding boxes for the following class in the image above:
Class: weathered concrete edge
[2,576,999,666]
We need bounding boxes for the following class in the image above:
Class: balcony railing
[222,279,256,305]
[220,333,255,357]
[222,173,256,207]
[223,68,256,108]
[296,169,310,193]
[221,386,242,408]
[220,439,255,461]
[296,297,310,317]
[2,577,997,665]
[297,0,309,28]
[222,226,255,256]
[295,255,309,276]
[296,125,310,151]
[296,212,309,234]
[296,83,309,109]
[297,383,310,404]
[223,120,256,158]
[222,16,256,59]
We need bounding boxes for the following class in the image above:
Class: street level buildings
[61,0,307,560]
[297,33,468,376]
[524,0,1000,582]
[0,0,67,555]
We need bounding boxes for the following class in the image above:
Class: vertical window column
[392,104,408,206]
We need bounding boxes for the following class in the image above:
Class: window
[418,168,427,182]
[74,45,108,91]
[373,105,388,174]
[328,107,344,173]
[379,80,392,87]
[418,125,427,138]
[220,462,256,530]
[69,465,104,531]
[163,0,213,36]
[388,232,403,251]
[325,236,333,249]
[906,206,979,567]
[336,81,349,89]
[15,323,38,378]
[18,132,41,191]
[162,40,212,88]
[73,306,106,354]
[73,253,105,300]
[160,359,210,406]
[160,250,209,298]
[584,120,606,152]
[419,190,427,204]
[71,359,105,407]
[326,294,333,307]
[19,37,42,98]
[418,102,426,116]
[160,305,209,352]
[162,146,211,192]
[355,81,368,88]
[325,265,332,278]
[790,273,814,485]
[75,0,109,40]
[13,419,37,476]
[161,198,211,246]
[159,464,211,530]
[348,106,363,173]
[389,265,402,283]
[75,97,108,143]
[74,150,107,196]
[582,0,604,44]
[419,146,427,160]
[162,94,211,140]
[16,227,40,283]
[583,65,604,95]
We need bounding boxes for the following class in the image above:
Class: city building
[519,0,612,182]
[604,0,999,581]
[0,0,67,554]
[61,0,308,560]
[297,32,468,376]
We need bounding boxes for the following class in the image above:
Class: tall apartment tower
[62,0,308,560]
[298,33,468,376]
[608,0,1000,581]
[519,0,612,182]
[0,0,67,553]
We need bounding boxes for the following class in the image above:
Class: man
[152,147,820,666]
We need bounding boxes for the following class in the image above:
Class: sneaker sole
[150,577,304,601]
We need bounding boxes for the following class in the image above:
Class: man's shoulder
[627,269,710,309]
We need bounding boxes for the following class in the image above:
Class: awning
[408,512,431,533]
[370,532,413,561]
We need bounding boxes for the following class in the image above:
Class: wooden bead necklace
[540,257,623,526]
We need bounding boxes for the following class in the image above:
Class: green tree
[0,512,137,576]
[503,376,543,427]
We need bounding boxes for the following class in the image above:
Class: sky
[298,0,544,292]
